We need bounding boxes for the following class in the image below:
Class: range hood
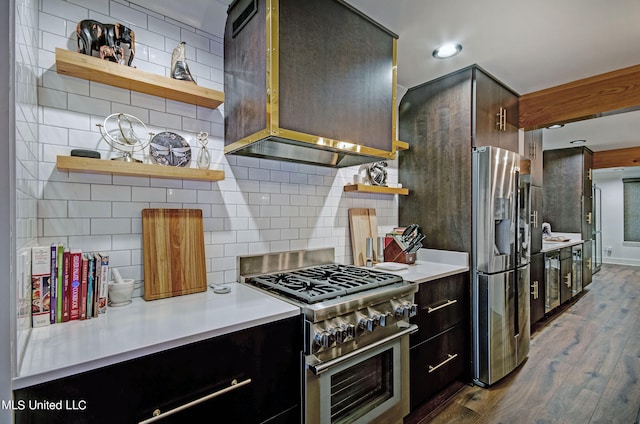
[223,0,402,167]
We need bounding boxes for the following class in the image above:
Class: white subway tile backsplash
[112,234,142,250]
[148,16,180,40]
[91,218,131,234]
[67,234,112,252]
[68,93,111,117]
[37,200,67,218]
[68,200,111,217]
[42,0,88,30]
[44,218,91,236]
[90,81,130,104]
[91,184,131,201]
[44,181,91,200]
[109,1,148,28]
[131,186,166,202]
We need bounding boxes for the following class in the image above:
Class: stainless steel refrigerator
[472,146,531,386]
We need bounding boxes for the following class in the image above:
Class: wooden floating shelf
[344,183,409,195]
[395,140,409,151]
[55,48,224,109]
[56,156,225,182]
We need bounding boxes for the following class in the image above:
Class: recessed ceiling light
[432,43,462,59]
[547,124,565,129]
[569,139,586,144]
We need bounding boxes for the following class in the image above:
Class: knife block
[383,239,416,264]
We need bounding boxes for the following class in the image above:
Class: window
[623,178,640,242]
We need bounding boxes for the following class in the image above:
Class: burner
[247,264,403,304]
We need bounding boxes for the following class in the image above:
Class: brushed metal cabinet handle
[428,353,458,373]
[427,299,458,314]
[138,378,252,424]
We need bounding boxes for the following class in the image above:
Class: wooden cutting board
[348,208,378,266]
[142,209,207,300]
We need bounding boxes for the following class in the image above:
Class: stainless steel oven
[239,248,417,424]
[305,326,411,424]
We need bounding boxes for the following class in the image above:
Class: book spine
[86,254,94,319]
[93,253,101,318]
[70,249,82,320]
[31,247,51,328]
[56,244,64,323]
[98,254,109,314]
[49,244,57,324]
[80,254,88,320]
[62,248,71,322]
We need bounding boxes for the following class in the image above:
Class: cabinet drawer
[410,323,465,410]
[15,317,302,424]
[410,273,468,346]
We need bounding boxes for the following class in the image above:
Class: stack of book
[31,244,110,328]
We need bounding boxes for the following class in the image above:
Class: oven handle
[308,324,418,376]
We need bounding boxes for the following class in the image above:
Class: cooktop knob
[314,331,335,348]
[359,317,375,332]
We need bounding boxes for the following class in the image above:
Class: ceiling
[130,0,640,153]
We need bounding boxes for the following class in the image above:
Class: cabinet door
[530,253,545,325]
[582,149,594,239]
[524,129,543,187]
[474,68,518,152]
[531,186,543,254]
[559,250,573,304]
[15,317,302,424]
[583,240,593,287]
[410,323,465,410]
[410,273,469,347]
[545,251,560,313]
[543,148,584,233]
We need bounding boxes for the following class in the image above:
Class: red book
[62,248,71,322]
[80,253,89,320]
[70,249,82,320]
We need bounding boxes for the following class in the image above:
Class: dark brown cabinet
[583,240,593,288]
[409,273,469,412]
[543,147,593,238]
[559,247,573,305]
[524,129,543,187]
[14,317,302,424]
[398,65,519,253]
[530,252,545,326]
[474,68,520,152]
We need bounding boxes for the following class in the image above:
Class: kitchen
[2,0,640,423]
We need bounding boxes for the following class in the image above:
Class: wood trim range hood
[223,0,401,167]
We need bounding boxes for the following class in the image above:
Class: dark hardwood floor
[414,264,640,424]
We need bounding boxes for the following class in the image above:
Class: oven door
[305,325,415,424]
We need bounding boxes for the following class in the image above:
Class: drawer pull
[427,299,457,314]
[428,353,458,373]
[138,378,252,423]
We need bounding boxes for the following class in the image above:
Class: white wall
[593,169,640,266]
[34,1,399,290]
[2,0,16,417]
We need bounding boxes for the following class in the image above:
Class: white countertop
[541,232,584,253]
[13,284,300,389]
[373,248,469,284]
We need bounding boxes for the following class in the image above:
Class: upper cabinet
[474,67,520,152]
[543,146,594,238]
[398,65,519,253]
[524,129,543,187]
[223,0,402,167]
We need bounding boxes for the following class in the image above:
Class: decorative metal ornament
[149,132,192,167]
[196,131,211,169]
[366,161,388,186]
[97,113,152,162]
[171,41,196,83]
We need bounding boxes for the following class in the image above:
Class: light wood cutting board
[142,209,207,300]
[348,208,378,266]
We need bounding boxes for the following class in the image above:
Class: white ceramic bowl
[108,279,135,305]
